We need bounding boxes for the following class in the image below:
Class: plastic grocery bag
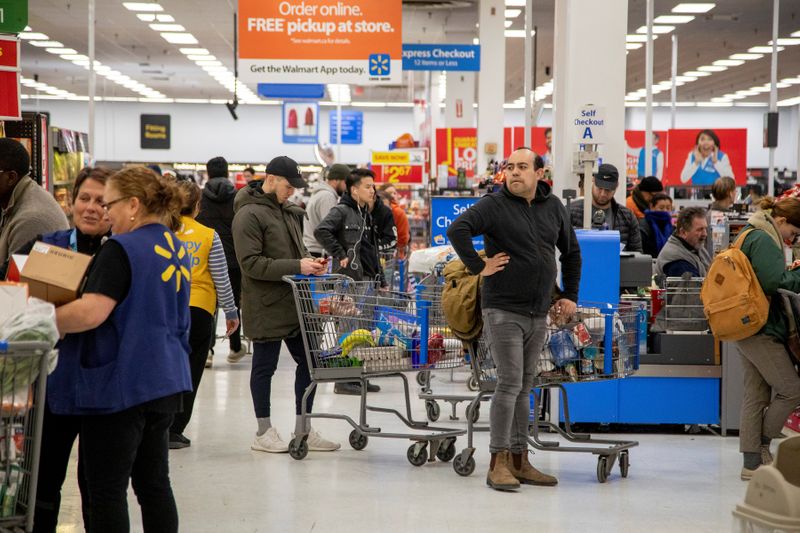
[0,298,59,347]
[548,329,579,368]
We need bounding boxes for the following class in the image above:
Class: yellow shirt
[176,216,216,316]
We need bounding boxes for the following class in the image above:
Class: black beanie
[638,176,664,193]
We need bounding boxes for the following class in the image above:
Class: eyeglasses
[102,196,130,212]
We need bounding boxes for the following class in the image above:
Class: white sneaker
[294,428,341,452]
[227,347,247,363]
[251,428,289,453]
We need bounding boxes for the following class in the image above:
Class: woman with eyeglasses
[27,166,111,532]
[733,195,800,482]
[54,166,192,533]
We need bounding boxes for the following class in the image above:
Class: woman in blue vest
[679,129,735,186]
[55,166,192,533]
[29,166,111,532]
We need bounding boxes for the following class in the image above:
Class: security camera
[226,99,239,120]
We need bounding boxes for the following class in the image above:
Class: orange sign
[238,0,402,84]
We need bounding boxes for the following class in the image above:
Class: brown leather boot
[486,451,520,491]
[508,452,558,486]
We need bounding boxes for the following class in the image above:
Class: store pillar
[552,0,628,203]
[445,72,476,128]
[477,0,505,174]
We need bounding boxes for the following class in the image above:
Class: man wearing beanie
[303,164,349,257]
[627,176,664,219]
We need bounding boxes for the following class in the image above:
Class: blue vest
[50,223,192,415]
[689,150,726,186]
[638,147,660,178]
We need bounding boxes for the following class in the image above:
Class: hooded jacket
[447,181,582,317]
[232,184,309,341]
[198,176,238,272]
[302,181,340,255]
[569,197,642,252]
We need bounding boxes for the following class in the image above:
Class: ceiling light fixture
[187,54,215,61]
[713,59,745,67]
[504,20,513,28]
[18,32,49,40]
[47,48,77,55]
[626,43,643,50]
[122,2,164,12]
[28,41,63,48]
[504,9,521,18]
[730,53,763,60]
[160,33,199,44]
[683,71,711,77]
[636,25,675,34]
[671,3,716,13]
[149,23,186,32]
[768,38,800,46]
[654,15,695,23]
[179,48,209,55]
[136,14,156,21]
[749,46,785,53]
[697,65,727,72]
[504,30,534,38]
[156,14,175,22]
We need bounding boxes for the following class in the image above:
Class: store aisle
[55,342,747,533]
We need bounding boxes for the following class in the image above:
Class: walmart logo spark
[369,54,390,76]
[154,232,190,292]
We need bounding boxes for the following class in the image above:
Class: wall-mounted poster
[664,128,747,186]
[282,102,319,144]
[624,130,667,180]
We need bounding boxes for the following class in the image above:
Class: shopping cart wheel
[619,451,630,478]
[596,456,610,483]
[466,404,480,424]
[453,453,476,477]
[467,376,479,392]
[416,371,430,387]
[407,442,428,467]
[289,437,309,461]
[435,438,457,462]
[425,400,441,422]
[348,430,369,451]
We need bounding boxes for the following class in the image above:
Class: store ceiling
[19,0,800,107]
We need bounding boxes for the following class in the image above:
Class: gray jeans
[482,308,547,454]
[735,334,800,453]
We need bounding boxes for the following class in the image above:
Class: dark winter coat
[197,176,238,272]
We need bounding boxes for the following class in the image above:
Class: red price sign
[0,38,19,69]
[0,36,20,120]
[372,164,423,184]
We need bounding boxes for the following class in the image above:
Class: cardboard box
[20,242,92,306]
[0,283,28,328]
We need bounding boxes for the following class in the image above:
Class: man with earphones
[315,168,388,395]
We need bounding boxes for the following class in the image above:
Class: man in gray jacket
[0,139,68,265]
[233,155,340,454]
[303,164,349,257]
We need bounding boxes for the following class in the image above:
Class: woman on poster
[680,129,734,185]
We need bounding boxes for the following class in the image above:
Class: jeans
[736,334,800,453]
[482,309,547,454]
[33,405,88,533]
[250,334,315,418]
[81,406,178,533]
[170,307,215,435]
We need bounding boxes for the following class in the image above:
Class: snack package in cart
[548,330,579,368]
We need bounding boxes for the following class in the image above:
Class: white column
[444,72,476,127]
[552,0,628,203]
[477,0,506,173]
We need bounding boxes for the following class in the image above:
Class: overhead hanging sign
[329,110,363,144]
[140,114,170,149]
[282,101,319,144]
[238,0,402,85]
[402,44,480,71]
[573,105,606,144]
[0,0,28,34]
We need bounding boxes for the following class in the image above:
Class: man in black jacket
[569,164,642,252]
[197,156,245,365]
[448,148,581,492]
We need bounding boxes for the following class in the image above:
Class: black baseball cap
[594,163,619,190]
[266,156,307,188]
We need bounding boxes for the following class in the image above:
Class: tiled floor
[55,340,750,533]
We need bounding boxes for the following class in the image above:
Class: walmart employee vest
[176,216,216,316]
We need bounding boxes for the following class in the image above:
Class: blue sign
[369,54,391,76]
[430,196,483,249]
[402,44,481,71]
[282,102,319,145]
[329,110,363,145]
[258,84,325,99]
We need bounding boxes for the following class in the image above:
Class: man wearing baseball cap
[569,163,643,252]
[232,155,340,454]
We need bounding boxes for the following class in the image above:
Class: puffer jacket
[569,198,643,252]
[232,184,309,341]
[197,176,238,272]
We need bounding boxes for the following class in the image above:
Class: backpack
[441,252,486,342]
[701,228,770,341]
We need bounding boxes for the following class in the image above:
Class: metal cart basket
[283,275,465,467]
[0,341,56,533]
[454,302,643,483]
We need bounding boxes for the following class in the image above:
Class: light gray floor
[55,335,749,533]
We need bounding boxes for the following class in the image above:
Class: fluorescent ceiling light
[505,0,526,6]
[749,46,785,53]
[179,48,209,55]
[724,94,745,100]
[730,53,763,60]
[698,102,733,107]
[160,33,198,44]
[504,9,521,17]
[188,54,215,61]
[769,38,800,46]
[636,25,675,34]
[29,41,63,48]
[736,90,759,96]
[781,77,800,84]
[626,34,649,42]
[750,86,771,93]
[504,20,513,28]
[136,14,156,21]
[776,82,791,88]
[47,48,76,55]
[505,30,534,38]
[149,23,185,32]
[778,96,800,106]
[683,71,711,77]
[735,102,768,107]
[123,3,164,12]
[473,38,479,45]
[654,15,695,23]
[626,43,643,50]
[672,3,715,13]
[18,32,49,40]
[710,97,732,103]
[196,60,222,66]
[713,59,744,67]
[61,54,89,61]
[156,14,174,22]
[676,75,697,82]
[697,65,727,72]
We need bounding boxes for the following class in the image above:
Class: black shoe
[334,382,362,395]
[169,433,191,449]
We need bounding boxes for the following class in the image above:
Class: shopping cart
[0,341,56,532]
[454,302,643,483]
[283,275,465,467]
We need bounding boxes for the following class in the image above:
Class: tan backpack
[701,228,770,341]
[441,252,486,341]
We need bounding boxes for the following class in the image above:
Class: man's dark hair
[0,138,30,177]
[206,156,228,178]
[676,206,706,233]
[511,147,545,171]
[243,166,256,174]
[650,192,672,207]
[346,168,375,195]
